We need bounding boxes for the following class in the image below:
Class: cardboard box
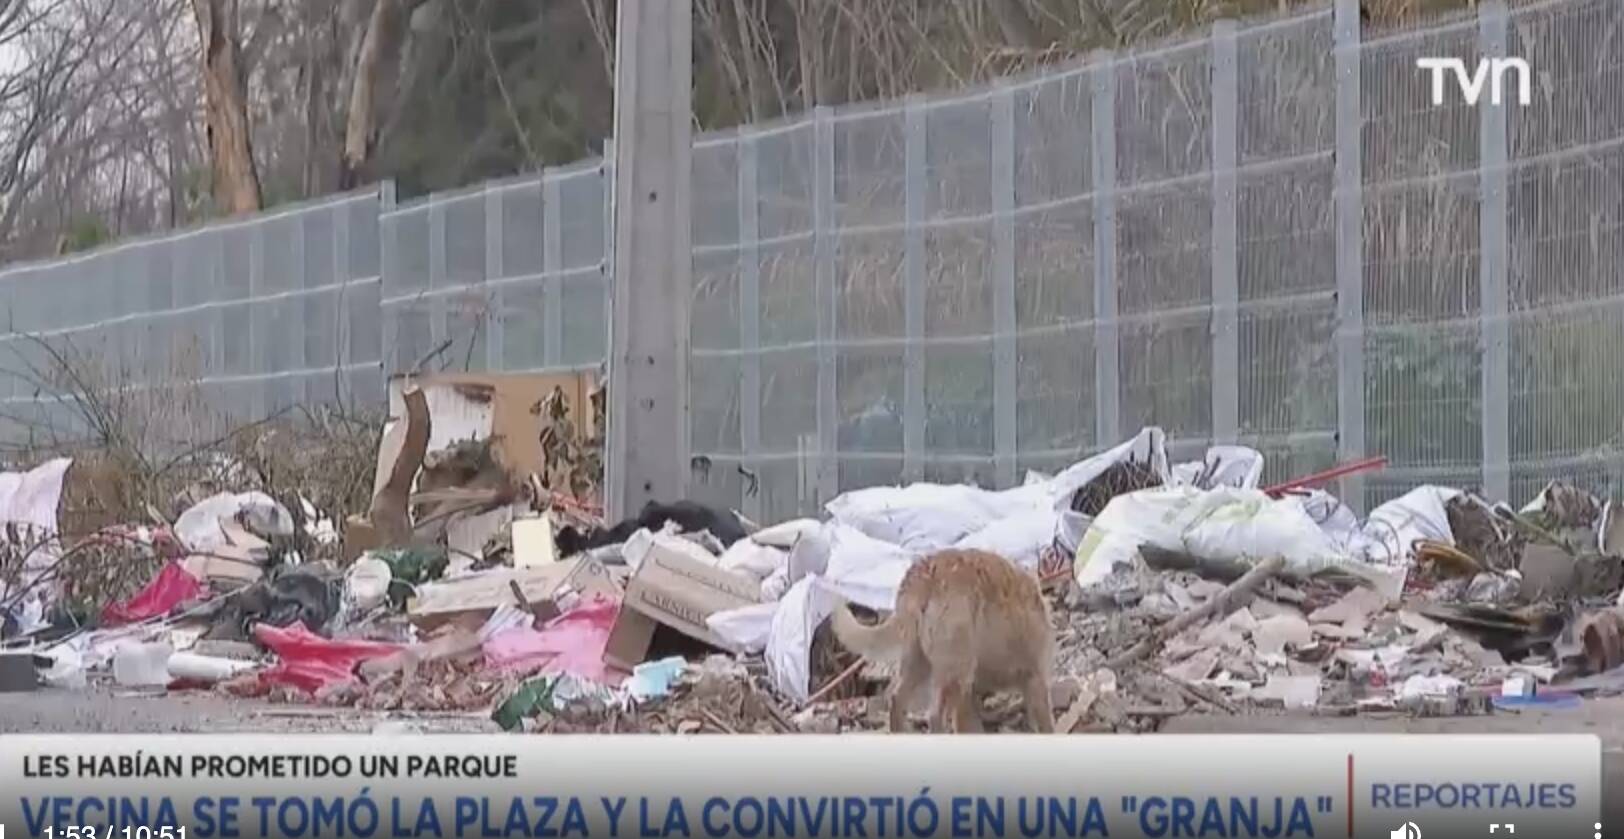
[604,542,761,671]
[408,557,620,631]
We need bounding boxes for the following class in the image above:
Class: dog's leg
[1023,672,1056,733]
[890,649,929,733]
[930,679,960,733]
[955,690,985,733]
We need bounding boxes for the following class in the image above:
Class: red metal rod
[1263,455,1388,497]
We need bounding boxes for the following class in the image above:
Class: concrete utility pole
[605,0,693,522]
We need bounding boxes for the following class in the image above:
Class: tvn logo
[1416,57,1532,106]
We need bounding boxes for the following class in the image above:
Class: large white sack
[707,602,779,654]
[0,457,73,632]
[825,479,1049,553]
[174,491,294,552]
[754,525,922,703]
[1300,490,1362,552]
[1051,427,1170,553]
[1073,486,1350,587]
[1169,445,1265,490]
[717,539,788,580]
[954,508,1056,571]
[1357,484,1459,567]
[1181,489,1344,568]
[751,518,822,549]
[823,524,918,610]
[763,577,836,703]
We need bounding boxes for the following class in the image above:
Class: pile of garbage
[6,372,1624,732]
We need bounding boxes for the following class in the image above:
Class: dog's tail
[830,600,913,663]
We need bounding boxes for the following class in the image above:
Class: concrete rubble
[6,412,1624,733]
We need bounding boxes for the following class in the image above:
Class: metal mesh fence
[0,189,385,450]
[684,0,1624,524]
[378,161,612,381]
[2,0,1621,529]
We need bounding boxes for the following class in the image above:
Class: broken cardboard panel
[361,386,431,555]
[382,372,597,494]
[444,503,524,573]
[408,557,619,632]
[604,541,763,671]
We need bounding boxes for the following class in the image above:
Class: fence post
[600,139,615,372]
[1479,0,1512,503]
[1333,0,1366,511]
[334,191,354,402]
[738,128,763,522]
[428,199,449,358]
[485,183,505,372]
[903,95,927,482]
[379,180,397,388]
[992,83,1019,488]
[1211,21,1241,445]
[543,173,565,368]
[1091,52,1120,448]
[605,0,693,521]
[813,107,839,508]
[291,207,308,407]
[249,219,266,419]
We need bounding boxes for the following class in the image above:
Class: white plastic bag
[1051,427,1170,553]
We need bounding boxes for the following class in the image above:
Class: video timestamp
[40,829,186,839]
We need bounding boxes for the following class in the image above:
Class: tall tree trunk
[190,0,262,215]
[340,0,425,190]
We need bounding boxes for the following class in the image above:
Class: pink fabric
[483,595,622,685]
[101,562,205,626]
[254,622,402,694]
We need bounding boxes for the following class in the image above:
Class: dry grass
[0,331,383,617]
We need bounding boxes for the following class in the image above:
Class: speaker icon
[1390,822,1422,839]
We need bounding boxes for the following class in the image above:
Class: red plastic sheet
[101,562,205,626]
[253,622,403,695]
[484,595,622,685]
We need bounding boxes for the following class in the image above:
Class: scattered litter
[1255,675,1320,709]
[625,656,687,702]
[18,409,1624,731]
[484,596,620,684]
[101,563,205,626]
[245,623,401,696]
[166,652,256,684]
[113,642,175,687]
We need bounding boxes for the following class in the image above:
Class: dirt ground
[3,687,1618,820]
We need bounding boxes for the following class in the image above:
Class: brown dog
[831,548,1056,733]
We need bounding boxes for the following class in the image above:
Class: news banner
[0,735,1603,839]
